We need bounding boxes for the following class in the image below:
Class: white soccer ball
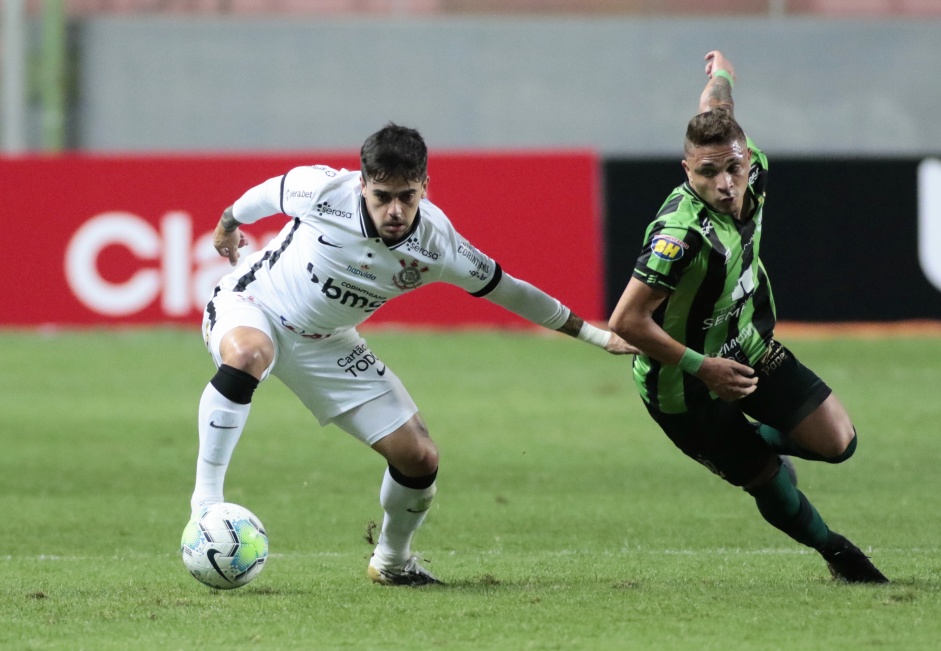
[180,502,269,589]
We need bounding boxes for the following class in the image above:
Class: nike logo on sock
[210,421,238,429]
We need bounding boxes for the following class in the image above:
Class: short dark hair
[360,122,428,183]
[684,108,746,155]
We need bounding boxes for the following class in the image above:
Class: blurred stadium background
[2,0,940,328]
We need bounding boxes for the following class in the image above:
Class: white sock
[372,467,437,567]
[190,383,251,515]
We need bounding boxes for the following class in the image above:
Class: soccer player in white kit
[192,123,637,585]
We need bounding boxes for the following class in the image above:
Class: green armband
[713,69,734,88]
[678,348,705,374]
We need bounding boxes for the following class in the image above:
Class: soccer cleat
[821,534,889,584]
[779,455,798,486]
[367,555,444,586]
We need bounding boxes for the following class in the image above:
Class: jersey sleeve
[482,271,569,329]
[279,165,345,220]
[439,235,503,296]
[437,233,568,328]
[632,221,702,293]
[231,175,284,225]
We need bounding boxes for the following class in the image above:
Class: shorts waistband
[278,316,333,340]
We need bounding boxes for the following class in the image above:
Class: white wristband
[576,322,612,349]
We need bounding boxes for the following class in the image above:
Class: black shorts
[645,341,831,487]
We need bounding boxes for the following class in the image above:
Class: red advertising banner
[2,152,602,327]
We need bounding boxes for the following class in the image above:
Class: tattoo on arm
[555,313,584,338]
[220,206,242,233]
[707,77,734,114]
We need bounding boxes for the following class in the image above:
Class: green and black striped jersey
[631,138,776,413]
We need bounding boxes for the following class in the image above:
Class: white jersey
[214,165,516,338]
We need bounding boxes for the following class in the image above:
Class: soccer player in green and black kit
[609,50,888,583]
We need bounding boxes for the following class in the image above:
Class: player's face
[361,175,428,244]
[682,139,751,218]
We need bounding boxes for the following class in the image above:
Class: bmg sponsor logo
[306,263,387,312]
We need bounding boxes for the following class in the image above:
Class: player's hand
[604,332,641,356]
[213,223,248,266]
[704,50,735,81]
[695,355,757,401]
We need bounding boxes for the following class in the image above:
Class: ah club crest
[393,259,429,290]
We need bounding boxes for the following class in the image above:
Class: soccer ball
[180,502,269,589]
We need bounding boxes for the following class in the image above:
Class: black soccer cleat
[367,554,444,586]
[821,534,889,584]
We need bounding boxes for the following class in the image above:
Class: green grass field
[1,328,939,650]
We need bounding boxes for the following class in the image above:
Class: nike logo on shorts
[318,235,342,248]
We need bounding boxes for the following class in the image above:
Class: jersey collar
[358,196,423,248]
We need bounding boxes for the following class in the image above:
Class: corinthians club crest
[393,259,429,290]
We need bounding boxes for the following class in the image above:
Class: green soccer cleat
[821,534,889,584]
[367,554,444,586]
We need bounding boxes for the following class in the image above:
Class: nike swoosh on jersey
[210,421,238,430]
[318,235,342,248]
[377,365,387,376]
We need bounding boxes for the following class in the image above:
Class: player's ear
[422,175,429,199]
[360,175,367,192]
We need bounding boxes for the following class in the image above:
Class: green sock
[757,424,858,463]
[757,424,827,462]
[747,464,831,550]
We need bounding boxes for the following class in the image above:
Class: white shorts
[203,290,418,445]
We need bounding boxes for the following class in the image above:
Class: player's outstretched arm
[698,50,735,115]
[556,313,639,355]
[482,271,638,355]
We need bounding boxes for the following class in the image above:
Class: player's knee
[222,343,273,378]
[397,439,439,477]
[374,416,438,476]
[823,427,857,464]
[388,442,439,487]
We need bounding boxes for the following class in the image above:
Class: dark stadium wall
[603,157,941,322]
